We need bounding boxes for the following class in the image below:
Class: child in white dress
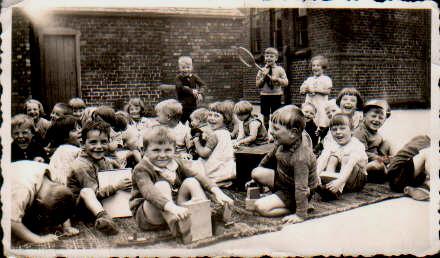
[300,55,332,129]
[192,101,236,185]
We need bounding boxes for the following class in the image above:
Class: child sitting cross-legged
[11,114,48,163]
[233,100,268,148]
[250,105,319,223]
[11,161,77,243]
[316,113,368,201]
[67,120,132,235]
[354,99,392,183]
[129,126,233,237]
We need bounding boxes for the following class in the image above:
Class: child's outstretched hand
[282,214,304,224]
[211,187,234,206]
[116,178,132,191]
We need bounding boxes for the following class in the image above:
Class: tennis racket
[236,46,263,71]
[236,46,271,79]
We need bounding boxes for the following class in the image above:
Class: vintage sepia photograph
[1,0,439,256]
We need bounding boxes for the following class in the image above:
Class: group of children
[10,50,432,244]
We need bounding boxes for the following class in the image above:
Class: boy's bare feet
[95,211,119,235]
[403,186,429,201]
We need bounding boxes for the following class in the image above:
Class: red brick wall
[292,9,431,107]
[11,9,248,115]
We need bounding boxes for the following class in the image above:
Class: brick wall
[11,8,248,115]
[160,17,247,104]
[11,8,32,114]
[292,9,431,107]
[48,14,164,114]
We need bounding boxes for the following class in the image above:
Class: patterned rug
[12,183,403,249]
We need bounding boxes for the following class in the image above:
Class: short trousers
[134,200,169,231]
[320,163,367,193]
[387,158,426,193]
[273,187,315,212]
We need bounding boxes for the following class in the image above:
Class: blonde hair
[311,55,329,70]
[264,47,279,57]
[24,99,45,116]
[178,56,193,66]
[143,126,176,149]
[68,98,86,109]
[155,99,183,121]
[234,100,253,115]
[190,108,209,123]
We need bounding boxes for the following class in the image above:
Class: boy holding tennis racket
[256,48,288,130]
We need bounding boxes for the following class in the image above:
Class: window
[295,8,309,49]
[250,9,262,55]
[270,9,284,55]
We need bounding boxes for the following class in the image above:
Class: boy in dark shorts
[387,135,431,201]
[255,48,289,130]
[250,105,318,223]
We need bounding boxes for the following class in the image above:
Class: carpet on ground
[12,183,403,249]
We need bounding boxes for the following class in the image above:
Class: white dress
[301,75,333,128]
[196,128,236,183]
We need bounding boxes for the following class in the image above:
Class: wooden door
[39,28,81,112]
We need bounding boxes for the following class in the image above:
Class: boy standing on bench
[250,105,319,223]
[130,126,233,238]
